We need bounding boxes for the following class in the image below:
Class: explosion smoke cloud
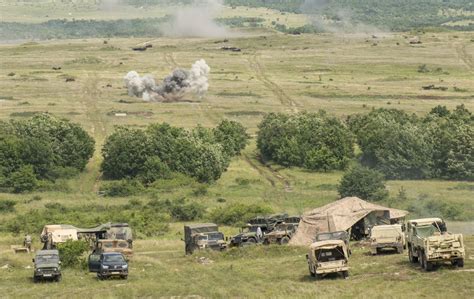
[124,59,210,102]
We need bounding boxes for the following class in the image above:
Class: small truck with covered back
[406,218,465,271]
[184,223,227,254]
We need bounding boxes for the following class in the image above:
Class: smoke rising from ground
[124,59,210,102]
[161,0,230,38]
[301,0,384,33]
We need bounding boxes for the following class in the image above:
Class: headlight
[102,265,109,269]
[122,265,128,269]
[37,269,41,272]
[54,268,57,271]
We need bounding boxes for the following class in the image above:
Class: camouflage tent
[290,197,408,246]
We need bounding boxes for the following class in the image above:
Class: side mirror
[32,258,35,262]
[58,261,62,265]
[225,237,228,241]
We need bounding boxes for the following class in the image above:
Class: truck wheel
[397,246,403,254]
[263,239,270,245]
[408,246,418,263]
[55,275,61,282]
[122,275,128,280]
[342,271,349,279]
[246,238,257,245]
[309,265,316,277]
[421,254,433,271]
[280,237,290,245]
[457,259,464,268]
[33,276,39,283]
[418,250,423,267]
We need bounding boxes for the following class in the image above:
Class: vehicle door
[88,253,101,272]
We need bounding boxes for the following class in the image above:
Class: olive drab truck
[306,239,349,279]
[263,222,296,245]
[184,223,227,254]
[406,218,465,271]
[369,224,405,255]
[229,214,288,247]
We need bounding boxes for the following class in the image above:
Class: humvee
[93,239,133,259]
[369,224,404,255]
[32,250,61,282]
[88,252,128,280]
[263,223,296,245]
[406,218,465,271]
[307,239,349,279]
[315,231,351,255]
[184,223,227,254]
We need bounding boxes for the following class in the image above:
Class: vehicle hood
[102,261,127,267]
[35,263,58,269]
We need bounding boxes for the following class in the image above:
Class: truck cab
[369,224,404,255]
[306,239,349,279]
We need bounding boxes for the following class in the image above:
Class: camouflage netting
[290,197,408,246]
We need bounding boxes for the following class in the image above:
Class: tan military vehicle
[406,218,465,271]
[306,239,349,279]
[369,224,404,255]
[93,239,133,259]
[184,223,227,254]
[41,225,78,249]
[263,223,296,245]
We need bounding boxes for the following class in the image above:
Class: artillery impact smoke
[124,59,210,102]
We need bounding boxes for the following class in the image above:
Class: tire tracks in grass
[247,53,299,113]
[455,43,473,72]
[242,153,293,192]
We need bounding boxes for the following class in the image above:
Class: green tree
[9,165,38,193]
[338,165,388,201]
[213,119,250,157]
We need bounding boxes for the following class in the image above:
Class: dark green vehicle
[88,252,128,280]
[32,250,61,283]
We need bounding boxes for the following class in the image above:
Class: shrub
[57,240,89,268]
[348,108,432,179]
[338,165,388,201]
[0,200,16,213]
[257,111,353,171]
[9,165,38,193]
[100,179,145,197]
[209,203,272,226]
[213,119,250,157]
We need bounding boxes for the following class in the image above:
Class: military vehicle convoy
[229,214,289,247]
[306,239,349,279]
[32,250,62,282]
[369,224,404,255]
[405,218,465,271]
[184,223,227,254]
[263,222,297,245]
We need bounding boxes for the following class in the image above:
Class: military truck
[369,224,404,255]
[41,225,78,249]
[229,214,288,247]
[92,239,133,259]
[88,252,128,280]
[306,239,349,279]
[184,223,227,254]
[284,216,301,228]
[263,223,296,245]
[32,250,61,282]
[406,218,465,271]
[315,231,351,255]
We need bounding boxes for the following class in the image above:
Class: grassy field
[0,2,474,296]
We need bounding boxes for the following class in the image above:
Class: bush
[100,179,145,197]
[0,200,16,213]
[338,166,388,201]
[257,111,353,171]
[209,203,272,226]
[57,240,89,268]
[101,121,249,184]
[348,108,432,179]
[9,165,37,193]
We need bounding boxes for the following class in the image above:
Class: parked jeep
[184,223,227,254]
[406,218,465,271]
[263,223,296,245]
[369,224,404,255]
[307,239,349,279]
[229,225,264,247]
[88,252,128,280]
[315,231,351,255]
[33,250,61,282]
[93,239,133,259]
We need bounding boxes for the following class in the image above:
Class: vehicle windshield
[415,225,439,238]
[371,227,401,238]
[103,255,125,263]
[36,255,59,264]
[207,232,224,241]
[315,247,346,262]
[242,226,258,233]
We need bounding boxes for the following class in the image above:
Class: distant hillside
[225,0,474,31]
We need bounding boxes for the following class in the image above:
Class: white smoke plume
[124,59,210,102]
[161,0,230,38]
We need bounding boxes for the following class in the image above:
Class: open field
[0,2,474,296]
